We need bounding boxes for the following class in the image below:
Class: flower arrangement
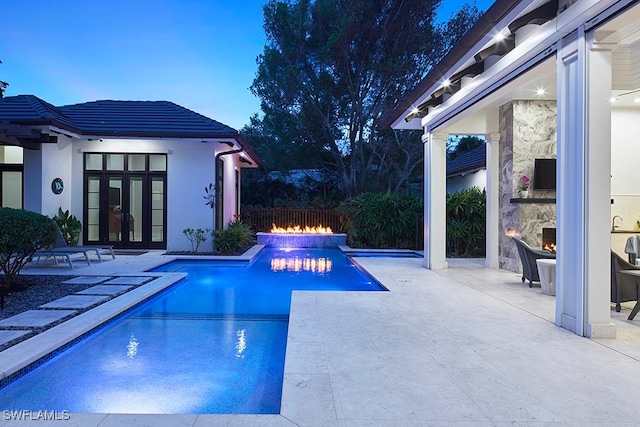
[517,175,530,192]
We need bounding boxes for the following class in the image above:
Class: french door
[84,153,167,249]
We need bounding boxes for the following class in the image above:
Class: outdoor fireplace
[257,224,347,248]
[542,228,556,253]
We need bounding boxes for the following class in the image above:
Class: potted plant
[517,175,530,198]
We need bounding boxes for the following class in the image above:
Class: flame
[543,243,557,253]
[505,228,520,237]
[270,224,333,234]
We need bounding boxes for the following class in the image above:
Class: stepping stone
[0,330,32,346]
[76,285,133,296]
[105,276,149,285]
[39,295,110,309]
[0,310,76,328]
[63,276,112,285]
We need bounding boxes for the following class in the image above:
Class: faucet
[612,215,623,232]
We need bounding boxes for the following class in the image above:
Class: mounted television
[533,158,556,190]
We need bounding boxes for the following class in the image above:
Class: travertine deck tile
[0,309,77,328]
[62,276,112,285]
[76,285,133,295]
[39,295,110,309]
[0,330,32,345]
[104,276,149,285]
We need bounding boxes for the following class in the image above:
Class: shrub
[446,187,486,257]
[338,193,423,248]
[0,208,58,291]
[53,207,82,246]
[183,228,211,252]
[212,219,255,255]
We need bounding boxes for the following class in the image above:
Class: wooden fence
[241,209,342,233]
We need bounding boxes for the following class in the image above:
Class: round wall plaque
[51,178,64,195]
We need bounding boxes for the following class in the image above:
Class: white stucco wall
[24,135,74,217]
[23,136,253,252]
[219,156,240,229]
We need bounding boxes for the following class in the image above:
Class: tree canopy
[247,0,482,198]
[447,135,486,160]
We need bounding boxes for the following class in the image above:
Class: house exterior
[0,95,261,251]
[446,144,487,193]
[386,0,640,338]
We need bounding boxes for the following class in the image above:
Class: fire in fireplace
[542,227,556,253]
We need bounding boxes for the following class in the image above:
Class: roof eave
[382,0,522,129]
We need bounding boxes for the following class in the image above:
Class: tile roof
[0,95,262,166]
[58,100,238,137]
[0,95,239,138]
[446,144,486,177]
[0,95,77,130]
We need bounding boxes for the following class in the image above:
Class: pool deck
[2,250,640,426]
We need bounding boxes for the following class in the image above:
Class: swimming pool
[0,248,383,414]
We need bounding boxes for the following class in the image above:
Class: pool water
[0,248,382,414]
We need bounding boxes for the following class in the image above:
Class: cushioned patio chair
[624,235,640,265]
[511,237,556,287]
[610,250,640,312]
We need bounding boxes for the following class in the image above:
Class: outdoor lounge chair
[512,237,556,287]
[610,250,640,312]
[31,222,115,268]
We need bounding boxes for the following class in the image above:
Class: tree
[446,135,485,160]
[250,0,482,197]
[0,60,8,98]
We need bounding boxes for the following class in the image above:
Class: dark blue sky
[0,0,493,130]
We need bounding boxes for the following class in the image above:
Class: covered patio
[386,0,640,338]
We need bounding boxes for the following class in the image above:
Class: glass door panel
[108,178,123,243]
[129,177,143,243]
[86,177,101,242]
[151,178,165,243]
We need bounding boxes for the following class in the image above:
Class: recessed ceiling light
[494,32,505,42]
[634,98,640,104]
[536,88,546,96]
[610,97,618,103]
[410,107,419,115]
[443,79,451,87]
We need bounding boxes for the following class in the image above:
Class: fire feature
[257,224,346,248]
[270,224,333,234]
[542,227,556,253]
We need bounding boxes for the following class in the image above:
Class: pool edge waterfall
[256,232,347,248]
